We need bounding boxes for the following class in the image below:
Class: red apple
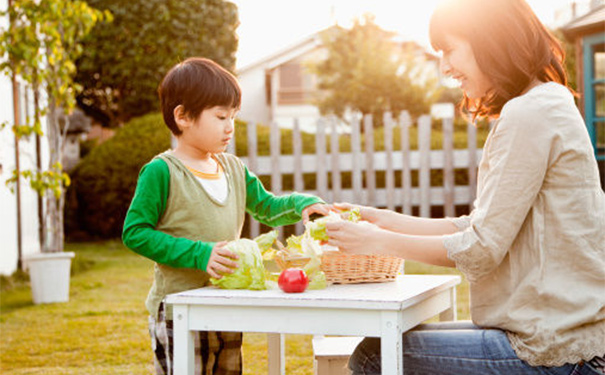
[278,268,309,293]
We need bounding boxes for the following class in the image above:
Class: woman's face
[439,34,492,99]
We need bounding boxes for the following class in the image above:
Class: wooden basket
[320,251,403,284]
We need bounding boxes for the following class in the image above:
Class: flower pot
[25,252,75,304]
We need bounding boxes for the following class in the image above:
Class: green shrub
[67,113,171,238]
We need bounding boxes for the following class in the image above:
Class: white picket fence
[228,112,483,238]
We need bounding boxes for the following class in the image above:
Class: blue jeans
[348,321,601,375]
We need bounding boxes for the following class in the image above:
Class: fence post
[384,112,395,211]
[351,115,363,204]
[316,118,328,201]
[270,121,282,240]
[330,116,341,203]
[399,111,412,215]
[443,117,455,217]
[248,122,260,238]
[270,121,282,194]
[418,115,431,217]
[293,118,304,235]
[364,114,375,207]
[247,122,257,171]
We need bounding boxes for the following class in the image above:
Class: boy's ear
[173,105,190,131]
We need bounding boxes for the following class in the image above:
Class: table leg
[173,304,195,375]
[438,286,457,321]
[380,311,403,375]
[267,333,285,375]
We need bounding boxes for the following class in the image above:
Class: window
[278,63,305,105]
[592,43,605,118]
[584,34,605,161]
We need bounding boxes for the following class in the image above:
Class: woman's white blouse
[443,82,605,367]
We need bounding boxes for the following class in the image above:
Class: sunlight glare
[231,0,579,69]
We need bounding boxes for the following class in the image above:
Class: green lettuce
[255,230,278,254]
[305,208,361,242]
[210,238,266,290]
[300,233,328,289]
[285,234,303,253]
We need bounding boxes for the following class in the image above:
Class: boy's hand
[207,241,239,279]
[301,203,331,224]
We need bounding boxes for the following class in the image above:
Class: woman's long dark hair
[429,0,570,119]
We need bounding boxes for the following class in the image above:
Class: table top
[166,274,460,311]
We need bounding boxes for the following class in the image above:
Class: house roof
[236,25,438,75]
[236,26,339,75]
[562,4,605,38]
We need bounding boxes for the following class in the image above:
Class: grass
[0,240,469,374]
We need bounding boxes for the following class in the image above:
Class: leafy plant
[0,0,110,253]
[74,0,239,127]
[67,113,171,238]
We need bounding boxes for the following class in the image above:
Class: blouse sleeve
[442,102,552,282]
[446,215,472,231]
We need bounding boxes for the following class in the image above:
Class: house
[236,27,441,133]
[562,3,605,186]
[0,0,45,275]
[237,28,327,133]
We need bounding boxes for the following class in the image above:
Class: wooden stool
[312,336,364,375]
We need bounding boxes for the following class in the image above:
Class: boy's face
[180,106,238,154]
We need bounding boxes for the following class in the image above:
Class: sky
[229,0,580,70]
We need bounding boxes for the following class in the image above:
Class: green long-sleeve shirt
[122,153,324,272]
[123,151,324,319]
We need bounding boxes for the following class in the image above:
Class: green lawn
[0,240,469,374]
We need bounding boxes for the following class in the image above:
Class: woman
[325,0,605,374]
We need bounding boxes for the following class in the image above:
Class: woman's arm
[325,220,455,267]
[338,203,460,236]
[368,208,459,236]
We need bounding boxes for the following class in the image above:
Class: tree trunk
[44,101,66,253]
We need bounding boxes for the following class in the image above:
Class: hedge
[66,113,171,238]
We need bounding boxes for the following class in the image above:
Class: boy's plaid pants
[149,302,242,375]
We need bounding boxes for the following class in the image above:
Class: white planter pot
[25,252,75,304]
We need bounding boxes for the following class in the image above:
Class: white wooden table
[166,274,460,375]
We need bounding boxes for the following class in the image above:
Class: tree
[74,0,239,127]
[312,14,438,125]
[553,28,577,92]
[1,0,109,254]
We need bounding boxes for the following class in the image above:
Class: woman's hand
[332,202,380,223]
[325,220,384,255]
[302,203,332,224]
[206,241,239,279]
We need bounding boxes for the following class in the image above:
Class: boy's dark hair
[158,57,241,135]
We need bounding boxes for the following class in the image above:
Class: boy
[122,57,328,374]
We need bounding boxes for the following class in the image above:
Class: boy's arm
[245,166,325,227]
[122,159,214,271]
